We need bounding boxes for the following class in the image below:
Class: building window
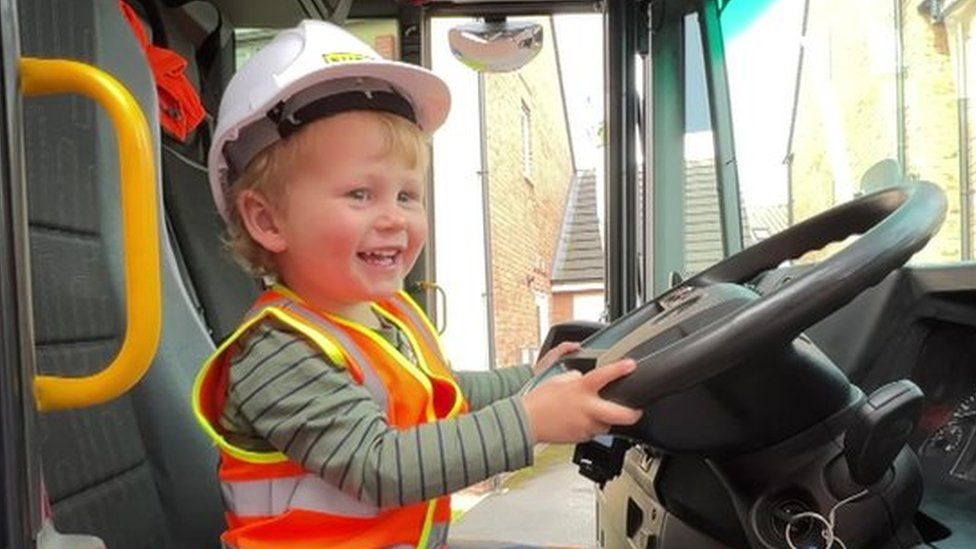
[535,290,550,344]
[521,100,533,180]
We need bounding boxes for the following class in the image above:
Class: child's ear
[237,189,287,253]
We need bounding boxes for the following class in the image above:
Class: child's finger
[547,369,583,384]
[532,341,583,375]
[591,398,644,426]
[581,358,637,391]
[554,341,582,354]
[539,341,581,363]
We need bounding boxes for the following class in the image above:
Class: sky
[721,0,803,207]
[552,13,605,171]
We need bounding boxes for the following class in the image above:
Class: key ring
[786,511,834,548]
[784,489,869,549]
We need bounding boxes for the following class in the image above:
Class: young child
[193,20,643,549]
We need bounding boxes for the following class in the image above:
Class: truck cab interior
[0,0,975,548]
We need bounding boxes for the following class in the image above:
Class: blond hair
[223,110,431,277]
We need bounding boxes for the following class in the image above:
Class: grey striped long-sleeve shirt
[218,319,536,510]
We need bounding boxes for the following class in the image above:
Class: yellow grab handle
[22,58,162,411]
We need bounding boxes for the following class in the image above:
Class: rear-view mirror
[448,18,543,73]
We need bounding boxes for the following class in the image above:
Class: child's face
[271,112,428,309]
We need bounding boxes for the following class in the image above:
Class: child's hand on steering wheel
[532,341,582,376]
[522,358,643,443]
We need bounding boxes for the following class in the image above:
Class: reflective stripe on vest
[276,301,392,415]
[379,293,447,364]
[193,287,466,549]
[222,473,380,518]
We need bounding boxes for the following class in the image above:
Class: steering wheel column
[704,406,925,548]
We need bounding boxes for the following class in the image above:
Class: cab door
[0,0,41,545]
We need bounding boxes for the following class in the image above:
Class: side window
[234,29,275,68]
[721,0,972,264]
[430,14,605,371]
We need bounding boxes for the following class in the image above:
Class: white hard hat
[208,20,451,221]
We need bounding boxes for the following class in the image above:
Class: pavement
[448,444,599,548]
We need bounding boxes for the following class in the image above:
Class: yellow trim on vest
[266,284,464,422]
[192,307,349,464]
[270,284,309,310]
[416,500,438,549]
[271,308,348,367]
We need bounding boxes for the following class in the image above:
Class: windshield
[721,0,975,264]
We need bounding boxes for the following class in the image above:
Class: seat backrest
[138,0,261,342]
[162,140,260,341]
[22,0,225,546]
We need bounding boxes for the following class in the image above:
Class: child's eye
[348,188,371,201]
[397,190,420,203]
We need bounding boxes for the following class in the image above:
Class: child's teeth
[361,251,397,265]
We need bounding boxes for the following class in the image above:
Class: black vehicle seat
[22,0,226,546]
[128,0,260,342]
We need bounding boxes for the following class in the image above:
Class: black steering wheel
[525,180,947,549]
[529,181,946,453]
[607,180,945,403]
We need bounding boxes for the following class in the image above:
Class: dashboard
[910,322,976,484]
[907,322,976,546]
[919,391,976,482]
[736,265,976,545]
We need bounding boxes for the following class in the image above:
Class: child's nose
[376,206,407,230]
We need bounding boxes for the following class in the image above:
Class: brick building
[481,16,575,367]
[789,0,974,263]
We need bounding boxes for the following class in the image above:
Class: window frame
[521,99,534,181]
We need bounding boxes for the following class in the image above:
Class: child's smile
[358,248,404,269]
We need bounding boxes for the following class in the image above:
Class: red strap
[119,2,206,141]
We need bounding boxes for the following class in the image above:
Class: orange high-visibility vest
[192,285,468,549]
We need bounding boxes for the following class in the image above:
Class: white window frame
[521,100,533,180]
